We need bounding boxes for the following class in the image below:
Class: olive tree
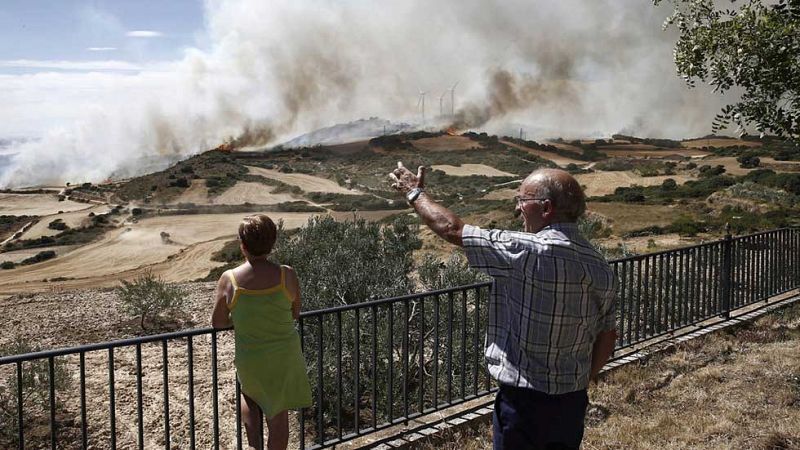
[656,0,800,139]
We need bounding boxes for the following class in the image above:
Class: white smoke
[0,0,734,188]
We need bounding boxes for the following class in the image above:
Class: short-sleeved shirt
[462,222,616,394]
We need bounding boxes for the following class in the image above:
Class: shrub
[417,251,490,292]
[661,178,678,191]
[737,154,760,168]
[0,338,71,447]
[20,250,56,265]
[116,271,186,330]
[47,219,68,231]
[0,261,15,270]
[698,164,726,178]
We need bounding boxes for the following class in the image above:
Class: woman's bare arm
[285,266,302,320]
[211,272,233,328]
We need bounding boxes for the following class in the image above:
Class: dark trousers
[492,384,589,450]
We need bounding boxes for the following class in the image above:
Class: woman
[211,214,312,450]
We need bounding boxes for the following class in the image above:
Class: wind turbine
[417,91,427,125]
[449,81,459,118]
[439,92,447,118]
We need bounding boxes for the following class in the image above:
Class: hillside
[2,131,800,296]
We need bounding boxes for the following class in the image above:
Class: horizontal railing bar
[2,283,493,365]
[0,326,224,364]
[298,282,492,317]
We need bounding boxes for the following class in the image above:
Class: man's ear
[542,199,555,217]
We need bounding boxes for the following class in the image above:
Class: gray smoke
[0,0,733,187]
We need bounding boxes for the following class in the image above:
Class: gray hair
[524,169,586,222]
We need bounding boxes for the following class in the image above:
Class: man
[389,163,617,450]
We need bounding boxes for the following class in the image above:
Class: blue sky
[0,0,207,70]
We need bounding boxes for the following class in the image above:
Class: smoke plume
[0,0,735,187]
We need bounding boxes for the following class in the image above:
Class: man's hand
[389,161,425,194]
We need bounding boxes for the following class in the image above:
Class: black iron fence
[1,228,799,449]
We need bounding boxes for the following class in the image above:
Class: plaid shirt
[462,223,616,394]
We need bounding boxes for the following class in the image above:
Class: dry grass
[575,172,695,197]
[682,139,762,149]
[0,193,92,216]
[500,140,586,167]
[586,201,700,235]
[417,302,800,450]
[431,164,515,177]
[412,135,481,151]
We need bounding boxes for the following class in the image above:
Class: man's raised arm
[389,161,464,246]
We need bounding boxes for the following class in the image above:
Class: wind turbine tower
[439,92,447,118]
[449,81,459,118]
[417,91,427,126]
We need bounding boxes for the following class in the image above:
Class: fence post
[720,223,733,319]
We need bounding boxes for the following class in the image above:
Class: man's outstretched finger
[417,166,425,187]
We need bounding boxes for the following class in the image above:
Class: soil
[0,193,91,216]
[246,166,359,195]
[430,164,515,177]
[681,138,762,149]
[574,172,695,197]
[500,140,586,167]
[411,135,481,152]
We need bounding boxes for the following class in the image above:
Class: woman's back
[226,263,311,419]
[228,265,296,349]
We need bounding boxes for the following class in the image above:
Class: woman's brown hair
[238,214,277,257]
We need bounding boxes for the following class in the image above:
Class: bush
[0,338,71,447]
[417,252,489,291]
[737,154,761,168]
[699,164,726,178]
[116,271,186,330]
[20,250,56,265]
[661,178,678,191]
[0,261,15,270]
[47,219,68,231]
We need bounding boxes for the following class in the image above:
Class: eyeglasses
[513,195,549,205]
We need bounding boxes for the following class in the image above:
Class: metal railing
[1,227,799,449]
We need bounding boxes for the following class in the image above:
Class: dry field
[431,164,515,177]
[575,172,695,197]
[169,179,210,204]
[0,193,91,216]
[586,202,696,235]
[246,166,359,195]
[412,135,481,151]
[0,212,322,294]
[545,141,584,154]
[600,148,710,159]
[500,140,586,167]
[418,300,800,450]
[21,204,112,240]
[211,181,299,205]
[682,138,762,149]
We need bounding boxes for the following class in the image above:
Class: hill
[2,130,800,295]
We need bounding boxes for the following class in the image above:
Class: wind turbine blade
[451,81,459,91]
[416,95,422,108]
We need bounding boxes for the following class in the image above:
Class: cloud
[0,59,143,72]
[86,47,118,52]
[126,30,164,38]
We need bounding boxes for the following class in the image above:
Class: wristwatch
[406,187,424,203]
